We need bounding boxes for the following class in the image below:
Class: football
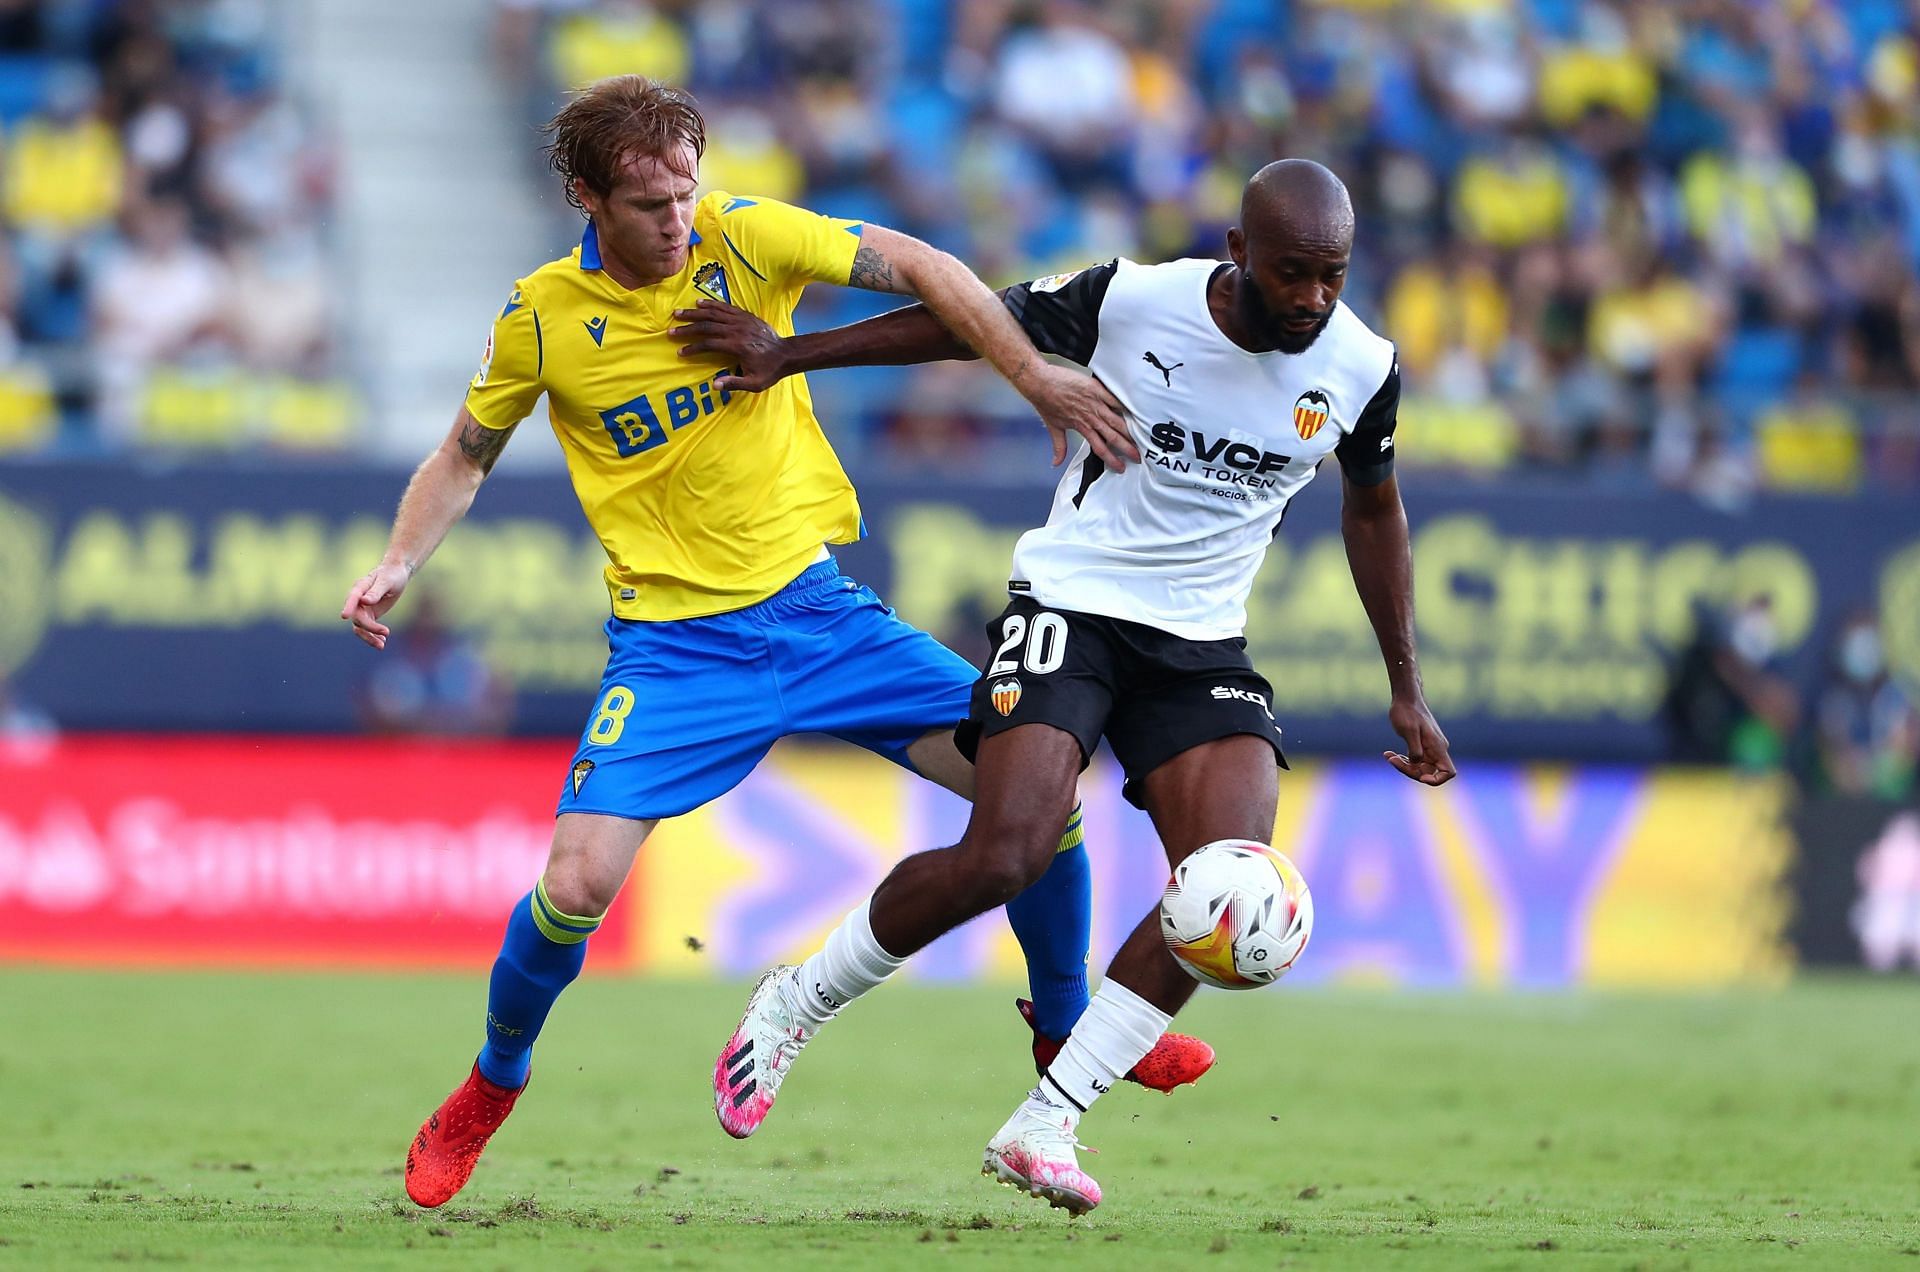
[1160,839,1313,989]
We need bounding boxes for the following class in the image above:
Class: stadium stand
[0,0,1916,496]
[498,0,1920,493]
[0,0,345,455]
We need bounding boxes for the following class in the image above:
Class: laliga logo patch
[473,329,494,386]
[1293,389,1331,441]
[991,677,1023,716]
[693,261,731,304]
[571,759,595,797]
[1029,268,1083,294]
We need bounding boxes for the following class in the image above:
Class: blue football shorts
[557,557,980,820]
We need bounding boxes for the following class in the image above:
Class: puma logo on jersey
[1143,350,1183,385]
[584,315,608,347]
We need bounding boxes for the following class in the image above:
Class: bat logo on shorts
[991,678,1023,716]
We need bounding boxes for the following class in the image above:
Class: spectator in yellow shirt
[1587,255,1722,390]
[3,104,123,239]
[1537,42,1657,128]
[1385,250,1509,378]
[1681,115,1816,270]
[548,0,690,90]
[1453,136,1570,248]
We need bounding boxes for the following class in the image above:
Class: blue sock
[475,881,600,1089]
[1004,802,1093,1040]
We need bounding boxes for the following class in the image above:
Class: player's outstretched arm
[844,225,1136,467]
[1341,472,1456,786]
[675,224,1136,469]
[340,406,516,650]
[675,295,974,388]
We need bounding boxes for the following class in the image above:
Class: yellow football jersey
[465,191,864,620]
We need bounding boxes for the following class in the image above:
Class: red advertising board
[0,736,625,968]
[1,736,1794,985]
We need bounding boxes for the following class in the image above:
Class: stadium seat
[885,85,962,181]
[1396,394,1521,472]
[1715,328,1802,426]
[0,55,54,125]
[0,366,55,452]
[1756,402,1862,491]
[894,0,951,78]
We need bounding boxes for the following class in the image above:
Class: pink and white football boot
[713,965,815,1139]
[982,1096,1102,1215]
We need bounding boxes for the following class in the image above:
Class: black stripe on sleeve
[1335,352,1400,487]
[1000,260,1117,366]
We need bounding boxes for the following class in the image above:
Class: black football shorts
[955,596,1287,809]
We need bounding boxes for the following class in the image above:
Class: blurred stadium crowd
[0,0,1910,795]
[493,0,1920,493]
[0,0,1914,494]
[0,0,345,455]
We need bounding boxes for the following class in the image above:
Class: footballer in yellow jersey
[466,191,865,621]
[338,77,1211,1209]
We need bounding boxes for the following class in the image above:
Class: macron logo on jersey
[584,315,608,347]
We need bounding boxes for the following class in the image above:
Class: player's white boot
[713,965,815,1139]
[982,1098,1102,1215]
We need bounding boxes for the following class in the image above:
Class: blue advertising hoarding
[0,460,1914,760]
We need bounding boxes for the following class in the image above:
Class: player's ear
[573,176,601,217]
[1226,226,1246,269]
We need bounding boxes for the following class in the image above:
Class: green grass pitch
[2,969,1917,1269]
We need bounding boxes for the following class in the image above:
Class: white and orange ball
[1160,840,1312,989]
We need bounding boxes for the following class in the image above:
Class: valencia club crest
[1293,389,1331,441]
[991,678,1023,716]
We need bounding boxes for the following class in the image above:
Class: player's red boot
[1018,999,1215,1093]
[404,1065,526,1208]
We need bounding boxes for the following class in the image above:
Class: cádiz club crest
[693,262,731,304]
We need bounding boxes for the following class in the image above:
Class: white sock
[1032,980,1171,1121]
[783,899,905,1030]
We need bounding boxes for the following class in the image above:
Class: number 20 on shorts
[989,611,1068,677]
[588,686,635,744]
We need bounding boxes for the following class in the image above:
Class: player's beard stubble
[1237,272,1332,355]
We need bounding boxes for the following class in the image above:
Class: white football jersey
[1002,257,1400,640]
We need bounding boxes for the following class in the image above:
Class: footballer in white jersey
[684,159,1456,1215]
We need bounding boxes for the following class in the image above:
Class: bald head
[1222,159,1355,354]
[1241,159,1353,253]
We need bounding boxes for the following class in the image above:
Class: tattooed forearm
[456,418,515,475]
[847,244,900,293]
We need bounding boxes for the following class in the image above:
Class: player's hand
[1023,363,1138,471]
[340,562,411,650]
[1385,696,1456,786]
[670,300,790,393]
